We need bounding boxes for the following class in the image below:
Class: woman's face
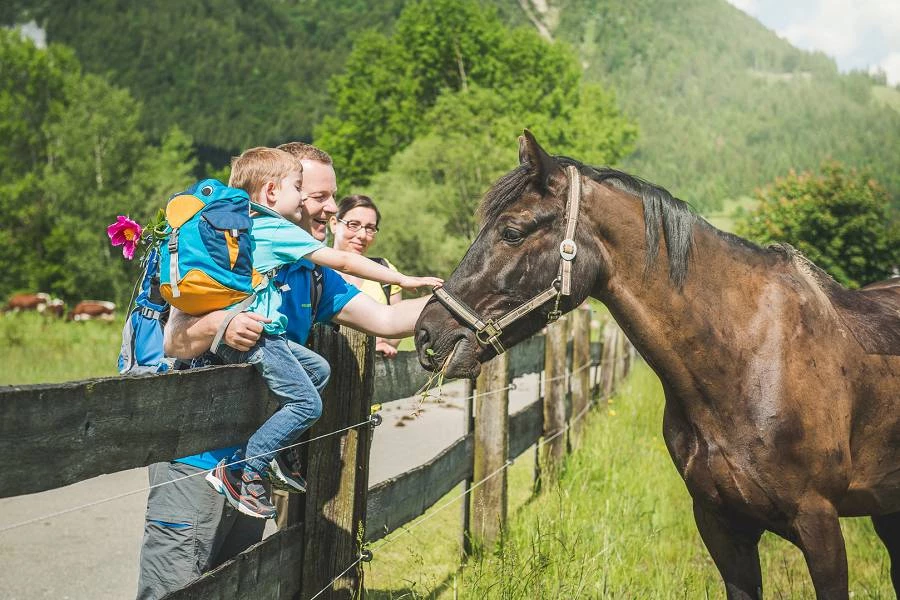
[331,206,379,255]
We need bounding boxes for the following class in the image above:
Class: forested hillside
[1,0,897,303]
[7,0,898,209]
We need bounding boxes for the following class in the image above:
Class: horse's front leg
[692,501,764,600]
[789,498,848,599]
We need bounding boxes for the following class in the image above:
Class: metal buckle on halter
[476,319,505,353]
[559,239,577,261]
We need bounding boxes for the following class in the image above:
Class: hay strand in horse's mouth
[410,340,460,417]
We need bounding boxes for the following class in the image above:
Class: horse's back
[829,279,900,357]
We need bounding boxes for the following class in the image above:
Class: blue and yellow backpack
[158,179,265,315]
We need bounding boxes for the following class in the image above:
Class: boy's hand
[224,312,270,351]
[398,275,443,291]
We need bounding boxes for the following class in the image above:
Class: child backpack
[118,248,174,374]
[158,178,265,317]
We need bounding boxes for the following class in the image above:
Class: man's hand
[223,312,270,352]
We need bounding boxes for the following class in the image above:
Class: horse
[414,131,900,599]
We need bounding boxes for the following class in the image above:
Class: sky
[727,0,900,85]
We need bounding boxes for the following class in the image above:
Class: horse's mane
[479,158,703,288]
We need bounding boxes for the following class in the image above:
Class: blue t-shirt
[245,205,324,336]
[176,261,360,470]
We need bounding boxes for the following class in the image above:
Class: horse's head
[416,132,600,379]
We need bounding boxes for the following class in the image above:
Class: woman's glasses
[336,217,378,235]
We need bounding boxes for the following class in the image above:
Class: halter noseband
[432,165,582,355]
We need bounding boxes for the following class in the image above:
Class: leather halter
[433,165,582,355]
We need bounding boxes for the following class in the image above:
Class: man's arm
[332,294,431,338]
[164,307,270,359]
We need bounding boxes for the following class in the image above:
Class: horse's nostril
[416,327,431,351]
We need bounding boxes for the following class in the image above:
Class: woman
[330,194,403,357]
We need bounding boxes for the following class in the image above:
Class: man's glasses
[336,217,378,235]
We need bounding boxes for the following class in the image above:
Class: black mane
[479,158,699,288]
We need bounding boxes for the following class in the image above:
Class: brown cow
[68,300,117,321]
[2,293,50,313]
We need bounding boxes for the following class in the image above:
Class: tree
[0,29,195,305]
[736,162,899,288]
[315,0,603,188]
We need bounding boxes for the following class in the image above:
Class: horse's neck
[594,207,770,389]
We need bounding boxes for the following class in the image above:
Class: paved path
[0,375,540,599]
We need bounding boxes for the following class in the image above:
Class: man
[136,143,431,599]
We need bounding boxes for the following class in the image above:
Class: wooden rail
[0,308,630,599]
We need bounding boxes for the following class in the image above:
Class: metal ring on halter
[559,239,577,261]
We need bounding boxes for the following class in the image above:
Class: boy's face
[270,170,304,225]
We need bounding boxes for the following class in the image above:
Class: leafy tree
[315,0,600,188]
[0,29,195,306]
[367,83,636,276]
[736,162,899,288]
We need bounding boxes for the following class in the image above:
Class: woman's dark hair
[336,194,381,225]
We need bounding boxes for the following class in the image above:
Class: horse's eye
[501,227,523,244]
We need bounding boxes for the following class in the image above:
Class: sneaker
[267,452,307,493]
[205,459,277,519]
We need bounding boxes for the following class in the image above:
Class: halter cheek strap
[433,165,582,355]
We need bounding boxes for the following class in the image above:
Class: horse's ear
[518,129,558,189]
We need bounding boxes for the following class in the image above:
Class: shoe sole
[206,467,277,519]
[269,460,307,494]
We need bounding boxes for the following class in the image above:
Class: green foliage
[736,162,899,287]
[316,0,630,189]
[0,29,195,305]
[554,0,900,212]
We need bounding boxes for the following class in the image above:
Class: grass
[0,312,122,385]
[363,363,893,598]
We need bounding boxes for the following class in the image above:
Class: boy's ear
[262,181,277,206]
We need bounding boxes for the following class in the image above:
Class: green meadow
[0,312,121,385]
[364,363,892,599]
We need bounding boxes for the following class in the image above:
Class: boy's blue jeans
[215,334,330,474]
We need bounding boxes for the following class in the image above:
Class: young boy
[205,147,442,518]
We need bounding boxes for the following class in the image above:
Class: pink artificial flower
[107,215,143,260]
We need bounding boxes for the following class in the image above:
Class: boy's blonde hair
[277,142,333,165]
[229,147,302,200]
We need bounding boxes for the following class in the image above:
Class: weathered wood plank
[541,316,569,479]
[372,351,431,405]
[508,334,545,380]
[472,353,509,550]
[0,365,271,497]
[365,433,473,543]
[166,523,305,600]
[571,309,592,442]
[301,327,373,599]
[508,400,542,460]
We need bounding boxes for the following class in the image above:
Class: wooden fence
[0,306,632,599]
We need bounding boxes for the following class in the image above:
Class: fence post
[601,322,618,398]
[471,352,509,551]
[570,308,591,443]
[300,326,374,599]
[460,378,475,559]
[540,316,568,481]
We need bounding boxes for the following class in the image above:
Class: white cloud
[727,0,900,83]
[872,52,900,86]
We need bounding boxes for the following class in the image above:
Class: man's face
[299,160,338,241]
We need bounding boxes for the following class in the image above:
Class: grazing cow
[45,298,66,318]
[68,300,117,321]
[2,293,50,313]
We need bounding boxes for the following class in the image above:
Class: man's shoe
[267,452,307,493]
[206,459,278,519]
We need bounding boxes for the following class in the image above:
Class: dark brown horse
[415,131,900,599]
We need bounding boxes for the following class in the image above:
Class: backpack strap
[167,228,181,298]
[368,257,393,304]
[310,266,324,323]
[210,273,269,353]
